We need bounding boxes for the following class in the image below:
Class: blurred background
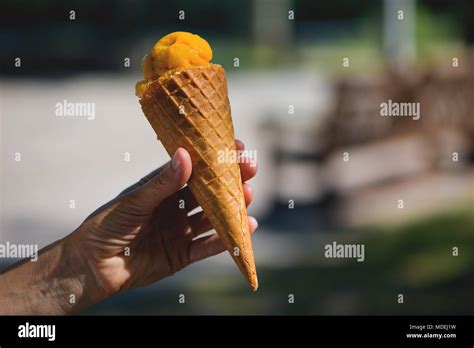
[1,0,473,314]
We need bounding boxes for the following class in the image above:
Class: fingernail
[171,151,181,172]
[250,216,258,229]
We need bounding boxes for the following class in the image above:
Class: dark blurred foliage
[420,0,474,43]
[84,208,474,315]
[1,0,474,75]
[295,0,374,20]
[294,0,377,43]
[0,0,254,75]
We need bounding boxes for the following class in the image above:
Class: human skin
[0,140,257,315]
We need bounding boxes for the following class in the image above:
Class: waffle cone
[139,64,258,290]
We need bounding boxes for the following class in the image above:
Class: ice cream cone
[139,64,258,290]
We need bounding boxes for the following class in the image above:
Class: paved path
[0,71,329,245]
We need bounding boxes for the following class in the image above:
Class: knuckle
[151,166,169,191]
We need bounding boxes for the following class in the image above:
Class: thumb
[129,148,192,212]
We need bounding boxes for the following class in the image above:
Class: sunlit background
[1,0,473,314]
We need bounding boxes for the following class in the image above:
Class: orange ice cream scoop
[135,32,212,96]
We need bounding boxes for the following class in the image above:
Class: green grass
[85,205,474,315]
[164,207,474,315]
[211,6,467,77]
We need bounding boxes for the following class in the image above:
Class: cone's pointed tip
[249,276,258,291]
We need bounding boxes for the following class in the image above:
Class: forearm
[0,234,106,315]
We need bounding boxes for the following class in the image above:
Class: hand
[70,140,258,299]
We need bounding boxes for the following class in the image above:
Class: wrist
[60,231,111,312]
[0,231,109,315]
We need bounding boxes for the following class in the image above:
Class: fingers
[248,216,258,232]
[242,183,253,205]
[116,167,162,198]
[176,139,256,213]
[127,148,192,213]
[188,217,258,264]
[235,139,244,151]
[178,188,199,213]
[239,160,257,182]
[188,183,253,237]
[236,139,258,182]
[236,139,257,182]
[187,212,212,238]
[178,165,255,213]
